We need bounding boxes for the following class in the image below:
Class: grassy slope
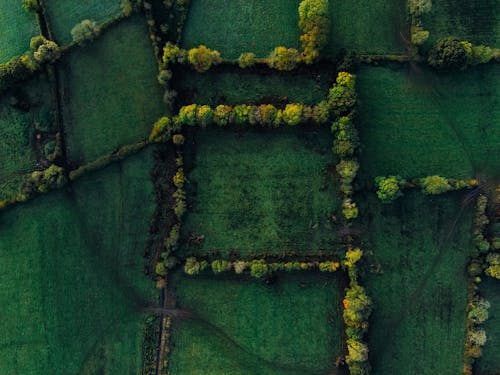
[477,278,500,374]
[357,64,500,183]
[0,75,54,201]
[181,127,340,257]
[44,0,122,44]
[422,0,500,47]
[325,0,406,56]
[169,272,342,375]
[181,0,301,59]
[175,68,331,106]
[361,192,472,375]
[0,1,39,63]
[62,15,164,165]
[0,148,156,374]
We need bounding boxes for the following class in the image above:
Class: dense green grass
[181,127,340,257]
[357,64,500,182]
[0,148,157,374]
[175,68,332,106]
[422,0,500,47]
[0,1,39,63]
[45,0,122,44]
[168,272,343,375]
[360,191,472,375]
[181,0,301,59]
[324,0,406,56]
[61,15,164,165]
[477,278,500,374]
[0,75,54,201]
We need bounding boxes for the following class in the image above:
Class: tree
[375,175,406,202]
[485,253,500,279]
[31,36,60,64]
[238,52,256,68]
[328,72,357,115]
[250,260,269,278]
[22,0,39,12]
[184,257,201,275]
[282,104,304,126]
[332,116,358,157]
[342,198,358,219]
[71,19,101,45]
[420,175,452,195]
[428,38,468,70]
[149,116,172,142]
[267,46,300,71]
[214,105,232,127]
[196,105,214,127]
[178,104,197,126]
[298,0,329,63]
[211,259,231,274]
[187,45,222,72]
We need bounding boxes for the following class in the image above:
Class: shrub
[214,105,232,127]
[71,19,101,45]
[31,36,60,64]
[238,52,256,68]
[428,38,468,70]
[233,260,248,274]
[410,24,430,46]
[468,299,490,324]
[178,104,197,126]
[319,261,340,272]
[149,116,172,142]
[282,104,304,126]
[157,69,172,86]
[408,0,432,16]
[485,253,500,279]
[211,259,231,274]
[311,100,330,124]
[258,104,278,127]
[332,116,358,157]
[336,159,359,185]
[163,42,186,65]
[188,45,222,72]
[375,175,406,202]
[22,0,39,12]
[267,46,300,71]
[172,134,185,145]
[250,260,269,278]
[232,104,252,125]
[344,248,363,268]
[196,105,214,127]
[173,168,186,188]
[420,175,452,195]
[342,198,358,220]
[298,0,329,63]
[184,257,201,275]
[22,164,66,196]
[346,338,369,364]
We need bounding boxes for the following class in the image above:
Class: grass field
[181,127,340,258]
[0,147,157,374]
[61,15,164,165]
[168,271,343,375]
[44,0,123,44]
[476,278,500,375]
[360,191,472,375]
[175,68,332,106]
[0,1,39,63]
[422,0,500,48]
[357,64,500,183]
[324,0,406,56]
[0,75,54,201]
[181,0,301,59]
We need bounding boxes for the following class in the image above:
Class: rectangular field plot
[0,75,55,201]
[0,147,156,374]
[361,192,472,375]
[476,278,500,375]
[324,0,406,56]
[181,0,301,59]
[0,1,39,63]
[61,15,164,165]
[422,0,500,47]
[175,68,332,106]
[357,64,500,183]
[168,272,343,375]
[181,127,340,258]
[44,0,122,44]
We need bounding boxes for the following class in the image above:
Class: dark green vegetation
[0,75,54,201]
[324,0,406,56]
[361,192,472,374]
[45,0,122,44]
[0,148,156,374]
[422,0,500,47]
[181,0,301,59]
[169,272,343,374]
[357,64,500,182]
[175,68,331,106]
[0,1,39,63]
[181,127,340,257]
[477,279,500,374]
[61,15,164,165]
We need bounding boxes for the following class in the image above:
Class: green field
[360,192,472,375]
[45,0,122,44]
[477,278,500,375]
[324,0,406,56]
[181,0,301,59]
[168,272,343,375]
[181,127,340,257]
[0,147,156,374]
[422,0,500,48]
[0,1,39,63]
[61,15,164,165]
[357,64,500,183]
[0,75,55,201]
[175,68,331,106]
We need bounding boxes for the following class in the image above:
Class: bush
[298,0,329,63]
[282,103,304,126]
[173,168,186,188]
[184,257,201,275]
[172,134,185,145]
[22,0,39,12]
[238,52,256,68]
[420,175,452,195]
[233,260,248,274]
[375,175,406,202]
[163,42,186,65]
[428,38,468,70]
[149,116,172,142]
[267,46,300,71]
[214,105,232,127]
[319,261,340,272]
[410,24,430,46]
[408,0,432,16]
[187,45,222,72]
[250,260,269,278]
[211,259,231,274]
[342,198,358,220]
[336,159,359,185]
[71,19,101,45]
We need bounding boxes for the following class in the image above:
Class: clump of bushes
[187,45,222,72]
[375,176,406,202]
[298,0,329,63]
[71,19,101,46]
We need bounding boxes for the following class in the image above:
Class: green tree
[266,46,300,71]
[428,38,468,70]
[420,175,452,195]
[238,52,256,68]
[375,175,406,202]
[71,19,101,45]
[188,45,222,72]
[250,260,269,278]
